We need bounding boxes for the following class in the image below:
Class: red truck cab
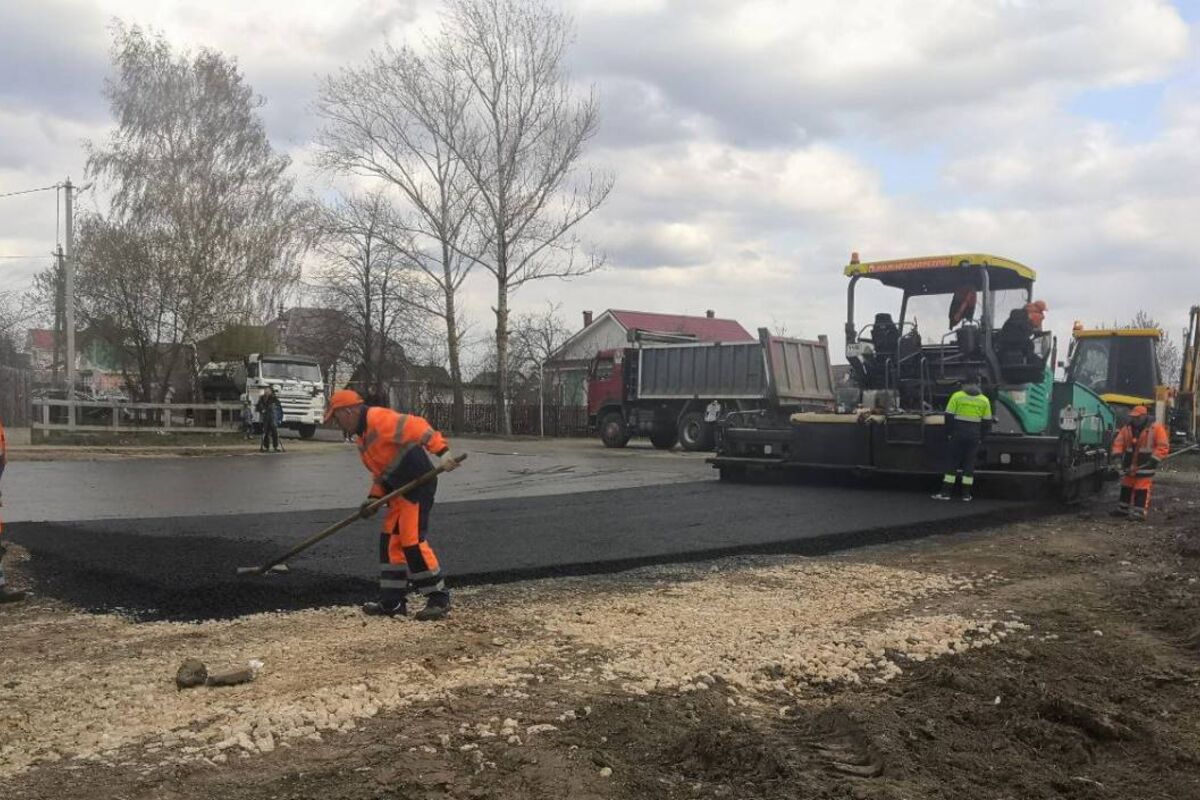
[587,349,628,445]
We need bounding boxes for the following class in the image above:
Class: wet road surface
[2,439,715,522]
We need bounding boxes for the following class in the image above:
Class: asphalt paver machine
[711,253,1116,500]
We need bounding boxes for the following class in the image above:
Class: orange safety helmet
[324,389,365,423]
[1129,405,1149,418]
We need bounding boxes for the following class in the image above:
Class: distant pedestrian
[256,387,283,453]
[240,401,255,440]
[0,416,26,603]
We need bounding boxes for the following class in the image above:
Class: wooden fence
[0,365,31,427]
[419,403,590,437]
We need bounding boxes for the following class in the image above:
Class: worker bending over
[1110,405,1169,521]
[933,376,992,502]
[325,390,459,620]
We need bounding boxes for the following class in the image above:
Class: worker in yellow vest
[932,376,993,502]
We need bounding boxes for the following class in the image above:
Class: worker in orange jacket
[325,389,459,620]
[0,417,26,603]
[1110,405,1170,520]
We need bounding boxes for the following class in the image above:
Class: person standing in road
[325,389,459,621]
[1110,405,1170,521]
[256,386,283,453]
[932,375,993,502]
[0,416,26,603]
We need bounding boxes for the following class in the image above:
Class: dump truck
[588,330,836,451]
[710,253,1117,500]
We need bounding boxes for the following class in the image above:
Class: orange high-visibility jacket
[358,407,449,501]
[1111,421,1169,476]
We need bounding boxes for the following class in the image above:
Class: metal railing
[32,398,244,434]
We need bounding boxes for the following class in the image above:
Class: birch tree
[436,0,611,433]
[81,23,311,401]
[316,45,477,431]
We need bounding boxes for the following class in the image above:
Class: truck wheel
[678,412,715,452]
[649,427,678,450]
[600,412,630,448]
[298,424,317,440]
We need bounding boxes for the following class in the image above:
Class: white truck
[242,353,326,440]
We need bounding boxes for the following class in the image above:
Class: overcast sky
[2,0,1199,365]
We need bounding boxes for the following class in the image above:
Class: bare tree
[508,301,571,402]
[311,191,434,394]
[316,44,478,431]
[0,290,37,369]
[437,0,612,433]
[80,23,312,401]
[1130,311,1182,384]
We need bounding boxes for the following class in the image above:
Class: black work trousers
[261,420,280,450]
[943,427,982,488]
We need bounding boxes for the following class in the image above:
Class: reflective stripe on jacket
[358,408,449,498]
[1111,422,1169,477]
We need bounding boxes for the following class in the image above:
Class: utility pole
[64,178,76,427]
[52,245,65,386]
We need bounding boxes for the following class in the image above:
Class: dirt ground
[3,476,1200,799]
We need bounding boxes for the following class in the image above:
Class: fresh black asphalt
[5,480,1040,621]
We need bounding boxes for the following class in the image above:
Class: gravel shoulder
[3,481,1200,799]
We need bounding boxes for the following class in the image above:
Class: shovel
[235,454,467,577]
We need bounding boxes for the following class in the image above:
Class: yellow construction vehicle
[1065,326,1170,423]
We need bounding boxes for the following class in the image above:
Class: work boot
[931,491,952,501]
[0,587,27,604]
[362,600,406,617]
[961,492,973,502]
[414,592,451,622]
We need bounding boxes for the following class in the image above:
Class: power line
[0,184,59,200]
[0,255,52,260]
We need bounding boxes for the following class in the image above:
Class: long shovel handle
[237,454,467,575]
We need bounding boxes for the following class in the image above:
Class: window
[1112,338,1158,397]
[260,360,322,382]
[592,358,614,380]
[1070,340,1111,394]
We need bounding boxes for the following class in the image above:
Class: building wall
[554,316,627,362]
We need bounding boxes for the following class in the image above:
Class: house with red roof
[25,329,57,372]
[543,309,756,405]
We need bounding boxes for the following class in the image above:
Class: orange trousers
[1118,475,1153,519]
[378,492,444,605]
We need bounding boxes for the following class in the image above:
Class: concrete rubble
[0,559,1019,779]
